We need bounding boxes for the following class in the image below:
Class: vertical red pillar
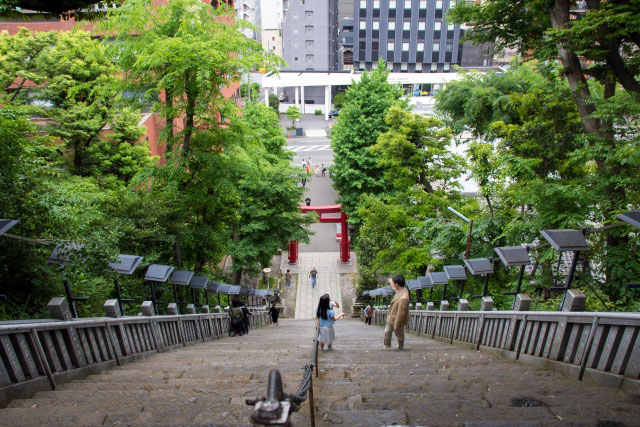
[288,240,298,264]
[340,211,350,263]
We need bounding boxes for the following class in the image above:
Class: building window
[360,41,366,49]
[283,0,288,9]
[373,21,379,30]
[306,54,314,64]
[434,22,441,31]
[415,62,422,71]
[388,42,395,51]
[443,63,450,71]
[404,0,411,8]
[306,11,313,20]
[417,42,424,51]
[374,0,380,8]
[360,21,366,30]
[401,62,407,71]
[418,21,425,31]
[306,25,313,35]
[390,0,396,8]
[433,42,440,52]
[293,41,299,49]
[360,0,366,8]
[292,12,298,20]
[403,21,410,31]
[446,42,453,52]
[294,56,299,62]
[293,28,299,35]
[402,42,409,51]
[389,21,396,31]
[306,40,314,50]
[448,23,455,31]
[420,0,426,8]
[436,1,442,9]
[431,63,437,71]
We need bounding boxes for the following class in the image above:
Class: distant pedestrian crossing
[288,145,332,152]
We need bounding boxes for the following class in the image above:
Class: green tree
[332,92,346,110]
[0,28,56,104]
[36,30,118,173]
[96,0,281,154]
[449,0,640,289]
[86,108,154,187]
[227,102,313,281]
[268,93,279,113]
[356,107,464,282]
[286,105,300,129]
[330,60,406,230]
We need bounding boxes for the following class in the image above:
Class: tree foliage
[330,61,406,230]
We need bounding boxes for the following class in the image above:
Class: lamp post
[444,265,467,302]
[144,264,174,315]
[495,246,532,309]
[170,270,194,314]
[108,254,143,316]
[540,229,590,311]
[48,242,88,319]
[448,207,473,259]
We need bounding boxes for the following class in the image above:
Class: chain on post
[247,331,320,425]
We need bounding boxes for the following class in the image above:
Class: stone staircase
[1,319,639,426]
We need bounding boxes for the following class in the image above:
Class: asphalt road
[287,127,342,252]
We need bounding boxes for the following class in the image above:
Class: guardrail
[0,308,271,406]
[373,309,640,390]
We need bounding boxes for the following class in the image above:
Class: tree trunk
[232,269,242,285]
[165,87,174,146]
[549,0,601,135]
[584,0,640,94]
[173,238,183,268]
[485,194,494,218]
[183,71,196,153]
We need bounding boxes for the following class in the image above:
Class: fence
[374,309,640,390]
[0,309,271,406]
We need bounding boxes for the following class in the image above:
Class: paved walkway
[289,252,357,319]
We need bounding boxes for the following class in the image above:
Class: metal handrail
[247,329,320,426]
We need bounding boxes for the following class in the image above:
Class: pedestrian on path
[301,177,307,187]
[316,294,345,351]
[240,301,250,335]
[315,165,320,176]
[321,164,326,177]
[364,303,376,325]
[268,302,279,326]
[384,275,409,349]
[285,269,292,287]
[309,267,318,288]
[301,159,306,169]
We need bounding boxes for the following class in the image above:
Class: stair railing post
[103,322,121,366]
[308,374,316,427]
[579,316,599,381]
[30,328,56,390]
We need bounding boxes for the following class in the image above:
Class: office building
[260,0,283,56]
[353,0,492,73]
[281,0,339,105]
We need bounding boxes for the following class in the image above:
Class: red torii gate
[288,204,350,264]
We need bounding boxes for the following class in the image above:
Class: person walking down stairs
[309,267,318,288]
[383,275,409,350]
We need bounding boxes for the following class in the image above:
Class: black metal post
[510,265,526,309]
[150,281,158,315]
[441,283,447,301]
[559,251,581,310]
[205,291,209,306]
[483,274,489,297]
[172,284,180,313]
[63,280,78,318]
[309,374,316,427]
[191,288,196,305]
[458,280,465,300]
[114,278,125,316]
[218,293,221,305]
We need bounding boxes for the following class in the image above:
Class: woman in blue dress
[316,294,345,350]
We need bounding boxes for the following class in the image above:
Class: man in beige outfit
[384,275,409,349]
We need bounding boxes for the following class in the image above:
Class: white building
[236,0,261,40]
[260,0,283,57]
